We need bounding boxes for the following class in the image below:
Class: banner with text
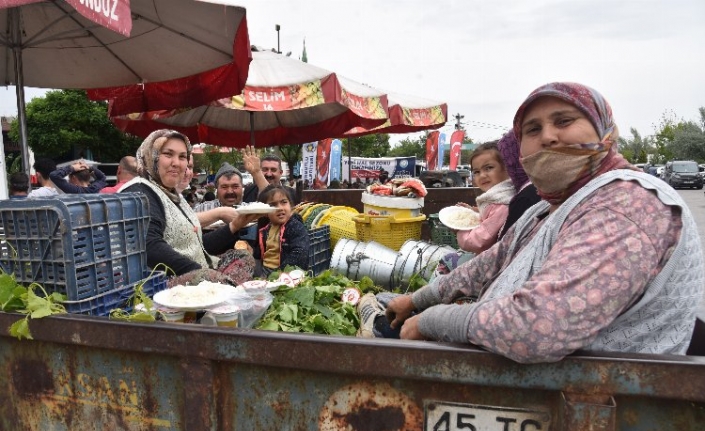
[425,131,439,170]
[342,157,415,182]
[330,139,342,182]
[449,130,465,170]
[301,142,317,185]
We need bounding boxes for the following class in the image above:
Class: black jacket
[253,213,309,270]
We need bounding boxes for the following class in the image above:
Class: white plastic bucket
[330,238,398,290]
[392,240,456,289]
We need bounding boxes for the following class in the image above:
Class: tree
[342,134,390,158]
[388,136,425,159]
[653,108,705,163]
[8,90,141,162]
[278,144,302,177]
[618,128,652,164]
[195,146,242,180]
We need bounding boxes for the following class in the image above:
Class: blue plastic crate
[308,225,331,276]
[0,193,149,301]
[62,271,168,316]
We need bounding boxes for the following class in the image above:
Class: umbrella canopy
[111,50,390,148]
[1,0,251,174]
[342,92,448,137]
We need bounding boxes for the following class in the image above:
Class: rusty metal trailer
[1,313,703,430]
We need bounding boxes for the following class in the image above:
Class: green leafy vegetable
[0,271,67,340]
[256,270,376,335]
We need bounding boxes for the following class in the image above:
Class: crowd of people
[2,81,703,364]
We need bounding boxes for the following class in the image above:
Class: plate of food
[438,206,481,231]
[153,282,231,311]
[236,202,277,215]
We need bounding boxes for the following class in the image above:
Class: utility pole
[275,24,281,53]
[454,113,464,130]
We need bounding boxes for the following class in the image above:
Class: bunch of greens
[0,271,67,340]
[256,270,380,335]
[110,265,172,323]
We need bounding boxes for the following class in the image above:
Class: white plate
[153,284,230,311]
[438,206,481,231]
[236,207,277,215]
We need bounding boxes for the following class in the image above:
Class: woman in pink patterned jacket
[384,82,705,363]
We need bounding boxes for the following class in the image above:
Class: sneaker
[356,293,385,338]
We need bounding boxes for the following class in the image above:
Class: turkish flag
[316,138,332,187]
[425,131,440,170]
[449,130,465,170]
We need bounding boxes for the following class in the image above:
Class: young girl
[253,185,310,278]
[456,141,515,253]
[434,142,515,277]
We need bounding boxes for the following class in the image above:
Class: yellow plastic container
[316,206,360,248]
[361,193,424,218]
[353,214,426,251]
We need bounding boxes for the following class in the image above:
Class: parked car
[419,169,471,188]
[663,160,703,189]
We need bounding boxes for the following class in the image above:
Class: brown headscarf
[135,129,192,203]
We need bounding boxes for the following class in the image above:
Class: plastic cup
[159,308,185,323]
[209,305,241,328]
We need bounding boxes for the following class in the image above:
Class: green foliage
[618,128,652,164]
[278,145,302,177]
[196,145,242,177]
[0,271,67,340]
[653,108,705,163]
[7,90,141,162]
[342,134,391,158]
[256,269,383,335]
[388,136,425,159]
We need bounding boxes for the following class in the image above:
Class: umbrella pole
[10,9,31,179]
[347,138,351,182]
[249,111,255,147]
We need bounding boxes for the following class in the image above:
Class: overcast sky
[2,0,704,146]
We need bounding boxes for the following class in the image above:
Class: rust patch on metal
[11,359,54,397]
[319,382,422,430]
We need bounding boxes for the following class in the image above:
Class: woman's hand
[218,207,239,224]
[385,295,416,329]
[228,211,259,233]
[399,315,426,340]
[456,202,471,209]
[241,145,261,174]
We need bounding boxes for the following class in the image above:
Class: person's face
[266,191,292,225]
[519,97,600,158]
[260,160,282,185]
[178,155,194,191]
[158,138,188,189]
[471,152,509,192]
[216,174,243,206]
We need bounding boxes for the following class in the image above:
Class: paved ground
[675,188,705,318]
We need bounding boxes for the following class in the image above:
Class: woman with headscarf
[384,82,704,363]
[120,130,259,285]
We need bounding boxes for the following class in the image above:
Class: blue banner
[437,133,446,169]
[330,139,342,182]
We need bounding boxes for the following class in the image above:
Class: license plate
[424,400,551,431]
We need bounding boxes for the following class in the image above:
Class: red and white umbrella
[111,50,390,148]
[0,0,251,174]
[342,92,448,137]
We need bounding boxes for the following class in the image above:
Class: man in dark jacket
[242,153,296,204]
